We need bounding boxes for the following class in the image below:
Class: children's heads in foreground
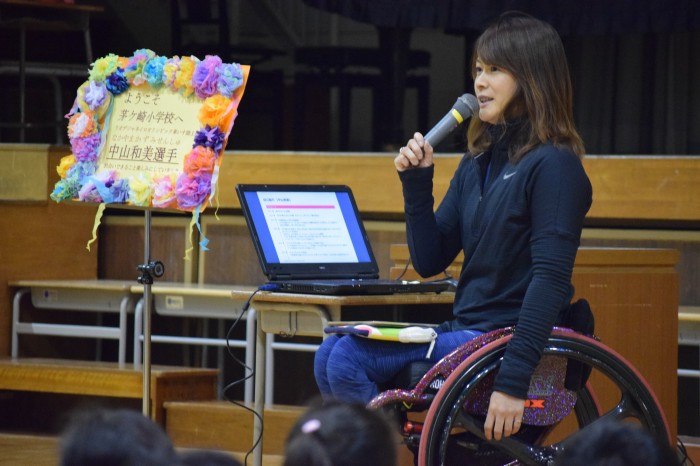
[554,420,679,466]
[59,409,180,466]
[59,408,244,466]
[283,400,397,466]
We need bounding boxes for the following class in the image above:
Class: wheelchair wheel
[417,330,671,466]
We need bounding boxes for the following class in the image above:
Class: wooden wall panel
[572,254,679,440]
[214,152,700,223]
[196,216,407,285]
[198,215,266,286]
[98,215,196,283]
[0,145,98,356]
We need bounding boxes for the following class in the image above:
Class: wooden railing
[214,151,700,223]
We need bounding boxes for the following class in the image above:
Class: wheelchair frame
[369,328,671,466]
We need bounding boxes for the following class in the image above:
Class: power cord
[394,256,412,281]
[677,436,696,466]
[394,255,458,289]
[221,283,279,466]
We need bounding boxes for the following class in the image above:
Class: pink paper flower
[152,174,178,208]
[184,146,216,177]
[175,172,212,210]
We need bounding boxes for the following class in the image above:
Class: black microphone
[424,93,479,147]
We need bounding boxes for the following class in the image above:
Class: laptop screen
[236,184,380,279]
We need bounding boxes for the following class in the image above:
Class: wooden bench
[0,358,218,424]
[166,401,302,455]
[164,400,415,465]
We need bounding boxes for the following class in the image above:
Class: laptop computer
[235,184,451,295]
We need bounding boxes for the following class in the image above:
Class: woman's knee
[325,337,378,402]
[314,335,341,374]
[325,337,372,383]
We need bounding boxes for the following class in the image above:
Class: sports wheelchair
[367,300,672,466]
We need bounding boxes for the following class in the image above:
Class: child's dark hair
[554,420,679,466]
[59,409,180,466]
[283,400,397,466]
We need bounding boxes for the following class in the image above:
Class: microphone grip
[424,110,462,147]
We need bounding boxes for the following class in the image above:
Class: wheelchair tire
[417,330,671,466]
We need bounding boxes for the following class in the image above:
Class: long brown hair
[467,12,585,161]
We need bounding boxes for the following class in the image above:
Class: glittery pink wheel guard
[368,326,579,427]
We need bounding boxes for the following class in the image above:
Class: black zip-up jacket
[398,126,592,398]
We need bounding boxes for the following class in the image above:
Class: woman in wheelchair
[315,11,673,465]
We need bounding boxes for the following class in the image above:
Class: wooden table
[132,282,258,403]
[678,306,700,377]
[10,279,137,364]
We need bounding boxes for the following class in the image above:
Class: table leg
[11,288,30,358]
[118,296,131,364]
[253,305,265,466]
[133,298,144,366]
[265,334,274,404]
[245,309,256,404]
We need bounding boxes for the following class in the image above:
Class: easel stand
[136,209,164,417]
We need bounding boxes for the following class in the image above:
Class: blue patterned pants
[314,329,484,403]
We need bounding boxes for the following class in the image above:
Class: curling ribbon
[183,205,209,261]
[209,163,221,220]
[194,205,210,251]
[184,211,196,261]
[86,202,106,251]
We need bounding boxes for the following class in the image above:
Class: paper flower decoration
[51,49,249,215]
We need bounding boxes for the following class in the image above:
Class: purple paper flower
[106,68,129,95]
[79,170,119,203]
[216,62,243,98]
[193,125,225,153]
[175,172,212,210]
[70,134,102,163]
[109,178,130,203]
[84,80,108,111]
[193,55,223,99]
[78,178,102,203]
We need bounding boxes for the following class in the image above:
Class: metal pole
[142,209,152,417]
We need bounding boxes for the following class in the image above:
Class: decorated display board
[50,49,250,251]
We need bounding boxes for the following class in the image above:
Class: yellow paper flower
[88,53,120,82]
[128,172,153,206]
[163,58,180,87]
[199,94,234,131]
[174,56,198,97]
[57,154,76,178]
